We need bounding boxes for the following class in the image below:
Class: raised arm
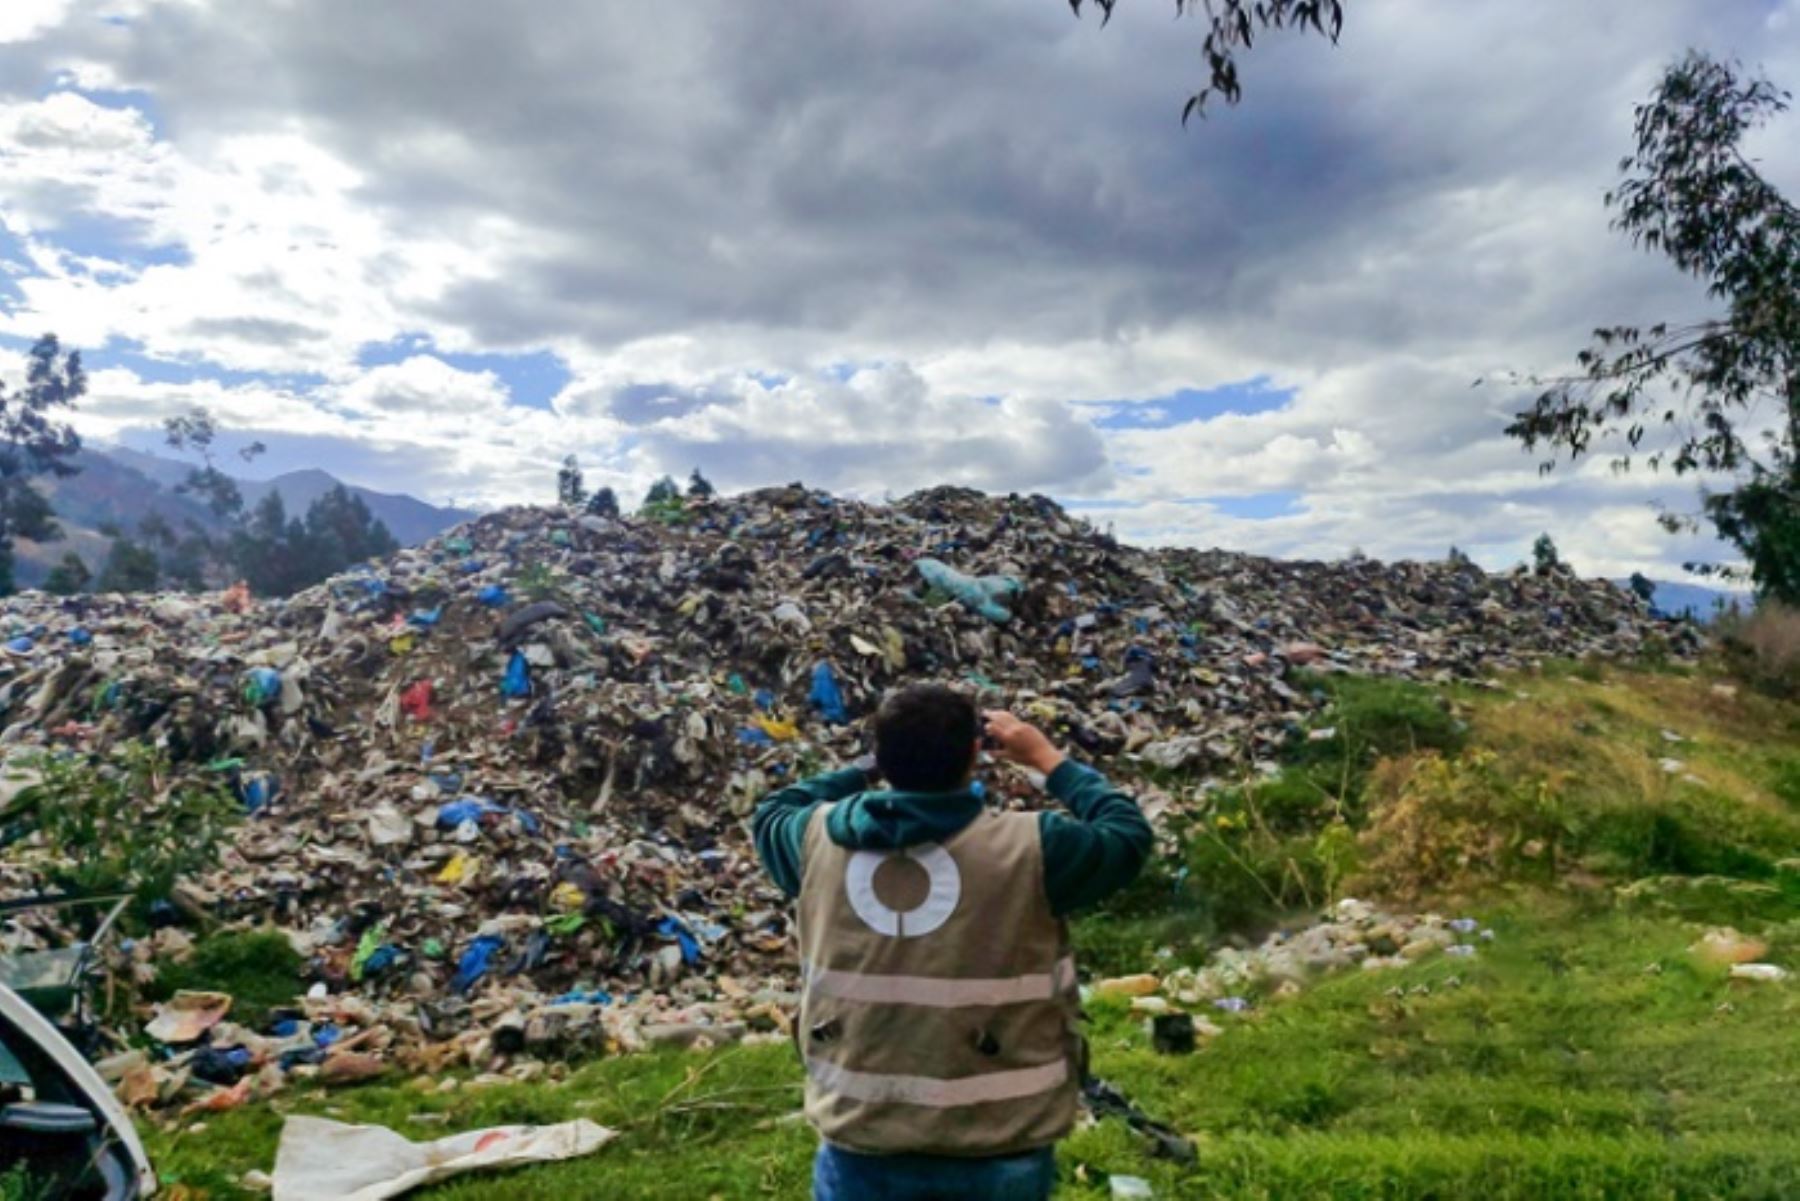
[983,710,1153,916]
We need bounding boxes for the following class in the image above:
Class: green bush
[1292,675,1467,769]
[153,928,304,1025]
[21,743,237,912]
[0,1164,44,1201]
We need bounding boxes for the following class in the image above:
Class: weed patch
[15,743,237,920]
[1717,603,1800,699]
[150,929,304,1027]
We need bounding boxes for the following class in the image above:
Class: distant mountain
[102,447,476,548]
[1613,578,1747,623]
[12,447,475,588]
[244,469,470,547]
[38,448,222,537]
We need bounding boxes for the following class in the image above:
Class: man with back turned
[754,682,1153,1200]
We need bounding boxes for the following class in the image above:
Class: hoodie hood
[823,787,983,851]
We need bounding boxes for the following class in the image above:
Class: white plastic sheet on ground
[271,1113,618,1201]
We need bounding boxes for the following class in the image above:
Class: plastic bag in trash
[809,661,848,724]
[917,557,1022,624]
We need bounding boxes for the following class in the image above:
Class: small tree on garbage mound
[687,468,715,499]
[0,334,85,596]
[586,485,620,519]
[557,455,586,507]
[1532,533,1561,575]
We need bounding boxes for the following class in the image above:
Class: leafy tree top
[643,475,681,508]
[557,454,586,507]
[1532,533,1561,574]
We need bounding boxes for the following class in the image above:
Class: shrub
[1355,750,1569,901]
[21,743,238,911]
[1173,796,1360,938]
[1716,603,1800,699]
[1289,675,1466,778]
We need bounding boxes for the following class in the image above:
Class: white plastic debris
[1728,963,1790,983]
[271,1114,617,1201]
[1111,1175,1155,1199]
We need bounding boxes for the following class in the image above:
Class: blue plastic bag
[809,661,848,724]
[408,607,442,628]
[477,584,509,607]
[656,917,702,965]
[68,627,92,648]
[437,797,505,828]
[502,650,531,697]
[241,772,279,813]
[5,636,34,654]
[360,945,400,976]
[244,667,282,706]
[452,936,506,994]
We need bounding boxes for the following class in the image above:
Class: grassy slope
[141,665,1800,1199]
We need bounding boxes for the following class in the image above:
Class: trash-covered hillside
[0,485,1691,1101]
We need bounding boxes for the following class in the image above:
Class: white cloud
[0,0,1792,584]
[336,355,507,418]
[0,0,77,45]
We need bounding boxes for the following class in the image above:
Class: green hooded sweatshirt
[752,760,1152,916]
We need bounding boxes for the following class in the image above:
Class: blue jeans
[813,1144,1056,1200]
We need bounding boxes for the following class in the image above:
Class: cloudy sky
[0,0,1795,578]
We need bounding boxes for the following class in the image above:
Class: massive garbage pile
[0,485,1689,1107]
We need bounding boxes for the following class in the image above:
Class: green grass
[135,665,1800,1198]
[148,928,303,1028]
[141,903,1800,1199]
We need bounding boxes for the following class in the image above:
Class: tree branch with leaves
[1069,0,1345,120]
[1506,53,1800,603]
[0,335,85,595]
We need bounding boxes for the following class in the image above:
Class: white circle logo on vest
[843,843,961,937]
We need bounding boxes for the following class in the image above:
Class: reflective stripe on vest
[804,1053,1070,1109]
[805,956,1078,1008]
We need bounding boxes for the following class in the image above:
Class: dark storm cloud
[11,0,1662,353]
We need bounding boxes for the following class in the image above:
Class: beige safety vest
[796,804,1084,1157]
